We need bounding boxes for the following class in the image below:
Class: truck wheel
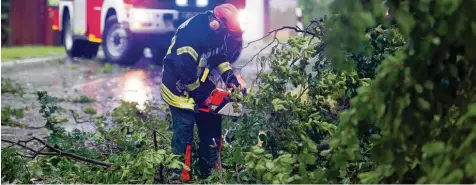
[103,15,143,64]
[63,14,99,59]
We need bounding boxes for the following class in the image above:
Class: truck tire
[63,14,99,59]
[102,15,143,64]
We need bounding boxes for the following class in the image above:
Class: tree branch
[235,22,321,69]
[153,130,158,151]
[1,137,112,168]
[237,33,278,70]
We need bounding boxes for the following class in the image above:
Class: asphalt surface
[1,44,270,145]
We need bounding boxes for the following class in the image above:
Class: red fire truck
[49,0,246,64]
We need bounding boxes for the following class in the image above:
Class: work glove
[225,74,248,95]
[190,89,209,107]
[221,70,242,89]
[226,76,241,89]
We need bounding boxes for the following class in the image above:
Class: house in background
[1,0,60,46]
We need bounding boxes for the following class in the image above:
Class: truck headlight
[129,9,153,29]
[238,9,247,32]
[176,0,188,6]
[130,9,149,22]
[196,0,208,7]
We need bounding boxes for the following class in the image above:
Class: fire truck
[49,0,246,64]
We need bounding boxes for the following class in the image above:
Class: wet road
[1,44,269,144]
[1,57,163,143]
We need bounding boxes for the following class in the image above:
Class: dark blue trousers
[169,106,222,181]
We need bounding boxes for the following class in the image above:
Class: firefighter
[160,3,243,182]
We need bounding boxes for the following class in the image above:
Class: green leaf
[304,154,316,165]
[415,84,423,94]
[422,141,445,157]
[157,149,166,155]
[272,99,287,111]
[253,147,265,154]
[467,104,476,116]
[424,81,434,90]
[307,140,318,153]
[263,172,273,181]
[442,169,464,183]
[280,154,296,164]
[449,64,458,78]
[256,162,266,171]
[265,161,274,170]
[417,98,431,110]
[431,37,440,45]
[395,10,415,36]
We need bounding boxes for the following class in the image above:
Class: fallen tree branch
[1,137,112,168]
[235,163,241,183]
[233,21,321,67]
[237,32,278,69]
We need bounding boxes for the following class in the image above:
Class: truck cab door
[86,0,104,42]
[72,0,87,36]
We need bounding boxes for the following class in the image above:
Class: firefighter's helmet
[213,4,241,33]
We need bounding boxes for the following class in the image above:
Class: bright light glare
[130,9,149,22]
[238,9,247,32]
[196,0,208,7]
[295,7,302,17]
[120,70,151,111]
[176,0,187,6]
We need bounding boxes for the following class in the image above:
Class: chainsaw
[198,88,246,117]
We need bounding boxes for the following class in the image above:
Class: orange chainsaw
[198,88,246,117]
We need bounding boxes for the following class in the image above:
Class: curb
[1,55,66,67]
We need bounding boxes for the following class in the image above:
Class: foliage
[1,0,9,20]
[102,63,112,73]
[1,106,24,121]
[1,106,25,127]
[1,148,30,183]
[325,0,476,183]
[83,106,97,115]
[3,0,476,183]
[2,0,10,46]
[1,98,186,184]
[71,95,96,103]
[194,17,402,183]
[37,91,61,131]
[353,25,406,79]
[1,77,25,96]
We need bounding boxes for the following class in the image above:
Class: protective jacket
[161,11,240,111]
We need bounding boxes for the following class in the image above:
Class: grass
[70,95,97,103]
[1,78,25,96]
[1,106,25,127]
[83,106,97,115]
[1,46,64,61]
[102,63,113,73]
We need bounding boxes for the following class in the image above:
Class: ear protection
[209,17,226,32]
